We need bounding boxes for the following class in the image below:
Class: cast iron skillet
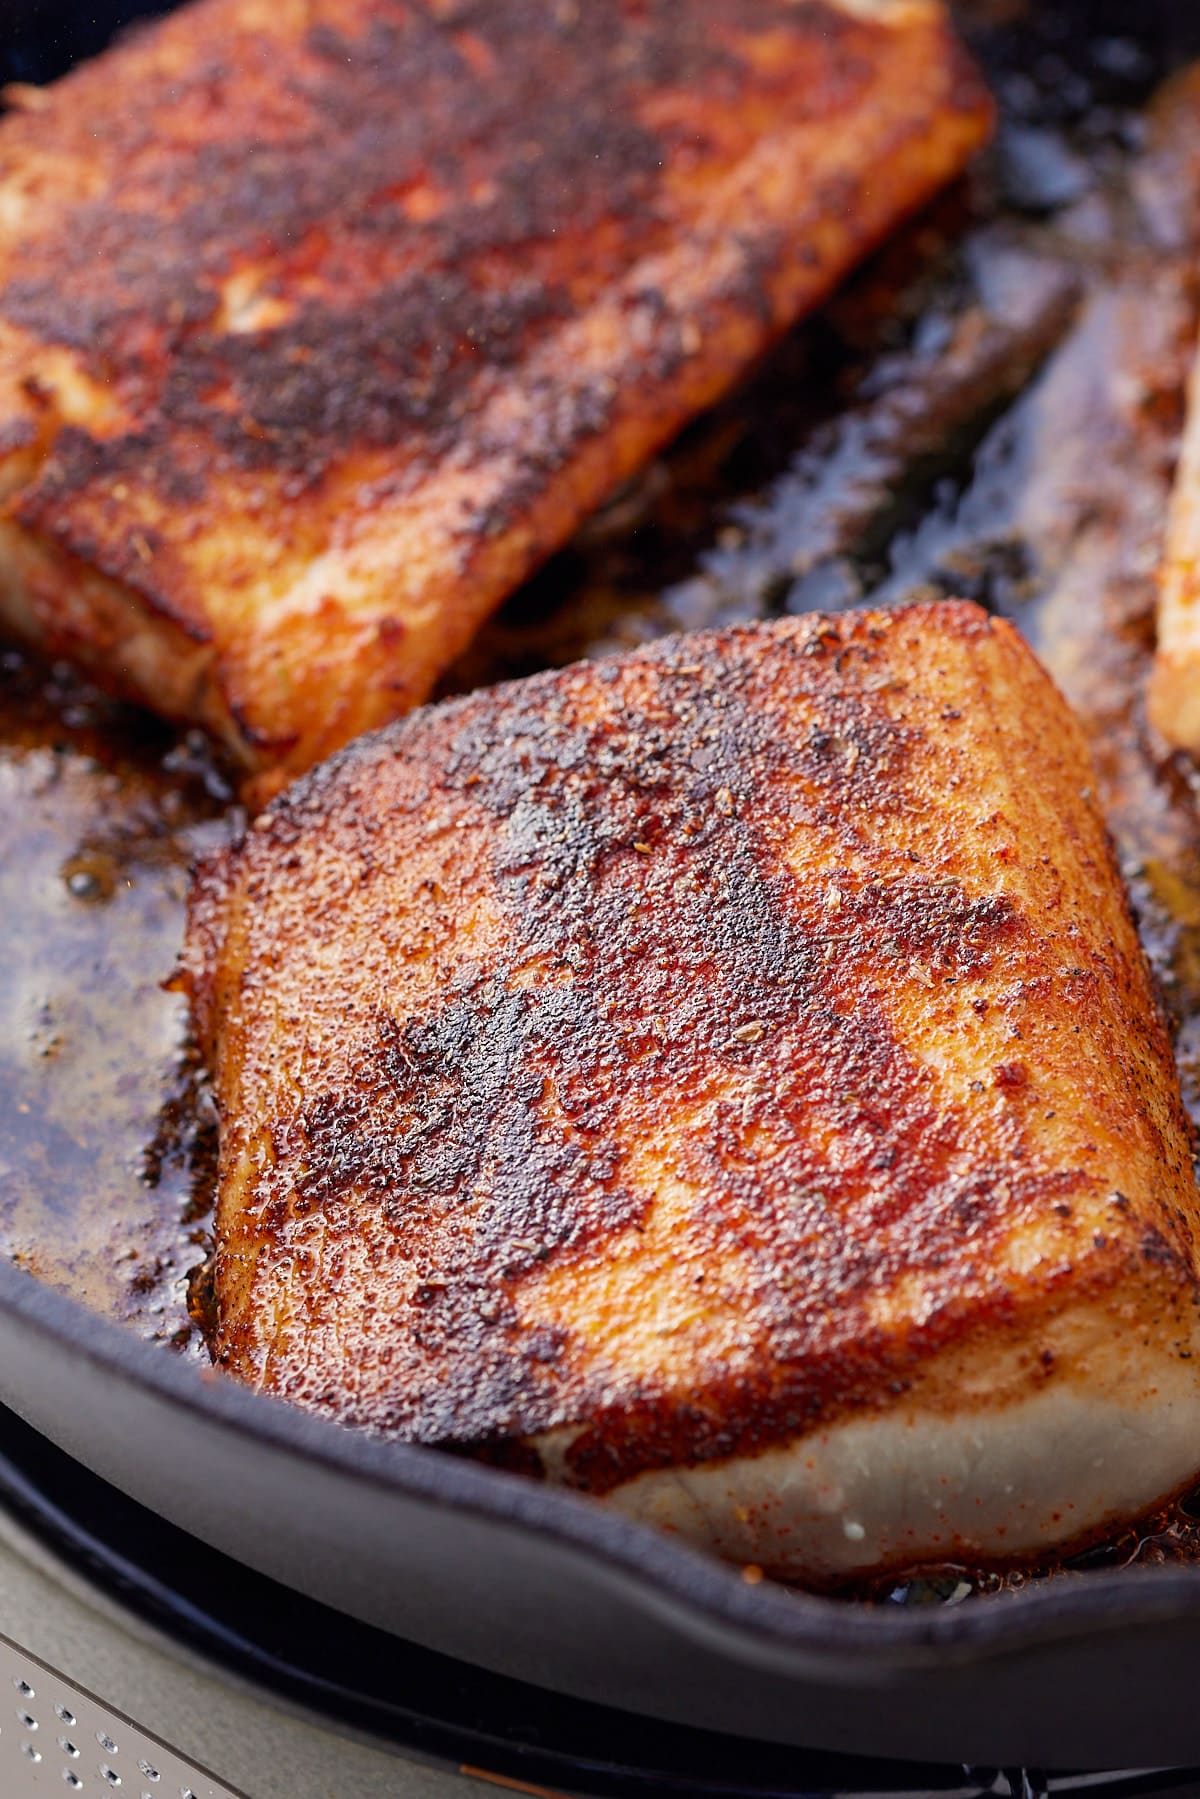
[5,0,1200,1775]
[9,1252,1200,1773]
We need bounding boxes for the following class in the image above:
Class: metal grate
[0,1632,247,1798]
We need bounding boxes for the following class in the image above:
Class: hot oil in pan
[0,659,235,1354]
[4,0,1200,1594]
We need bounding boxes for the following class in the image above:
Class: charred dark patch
[175,274,573,477]
[297,988,632,1243]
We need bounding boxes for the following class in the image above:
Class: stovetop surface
[0,1406,1195,1799]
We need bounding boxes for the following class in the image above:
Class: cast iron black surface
[0,0,167,81]
[1,1399,1195,1799]
[0,1404,1030,1799]
[11,1259,1200,1768]
[6,0,1200,1776]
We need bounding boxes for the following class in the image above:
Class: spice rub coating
[1150,338,1200,754]
[0,0,990,791]
[185,601,1200,1579]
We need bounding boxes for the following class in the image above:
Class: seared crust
[1150,339,1200,752]
[185,601,1200,1569]
[0,0,991,787]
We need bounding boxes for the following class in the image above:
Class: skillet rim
[5,1255,1200,1668]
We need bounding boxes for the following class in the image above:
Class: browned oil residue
[0,651,234,1351]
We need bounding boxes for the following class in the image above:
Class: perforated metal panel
[0,1632,247,1798]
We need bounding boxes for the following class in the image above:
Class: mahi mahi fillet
[0,0,990,792]
[1151,338,1200,753]
[184,600,1200,1582]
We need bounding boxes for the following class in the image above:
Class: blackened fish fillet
[0,0,990,791]
[184,601,1200,1581]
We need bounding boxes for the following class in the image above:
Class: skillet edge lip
[3,1256,1200,1666]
